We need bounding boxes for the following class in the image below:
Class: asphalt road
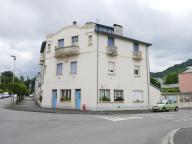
[0,98,192,144]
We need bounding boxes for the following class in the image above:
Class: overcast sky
[0,0,192,78]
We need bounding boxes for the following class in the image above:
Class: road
[0,98,192,144]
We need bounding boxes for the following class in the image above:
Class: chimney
[113,24,123,36]
[73,21,77,26]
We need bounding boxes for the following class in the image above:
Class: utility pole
[11,55,16,103]
[0,72,1,84]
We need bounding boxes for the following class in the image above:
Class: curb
[161,128,180,144]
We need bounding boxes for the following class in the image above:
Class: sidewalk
[174,127,192,144]
[5,96,149,115]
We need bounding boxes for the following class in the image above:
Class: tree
[164,72,178,84]
[0,89,4,94]
[1,71,19,86]
[7,83,29,103]
[150,77,161,89]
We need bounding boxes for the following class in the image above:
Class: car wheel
[175,107,178,112]
[162,107,166,112]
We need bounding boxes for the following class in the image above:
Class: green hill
[150,59,192,78]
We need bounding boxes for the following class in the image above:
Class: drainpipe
[146,46,150,111]
[96,21,99,110]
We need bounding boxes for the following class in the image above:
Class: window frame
[132,90,143,102]
[108,36,115,47]
[71,61,77,74]
[72,36,78,46]
[114,90,124,102]
[56,63,63,76]
[60,89,71,102]
[108,61,115,75]
[134,65,140,77]
[133,42,139,52]
[99,89,111,102]
[88,35,93,45]
[58,39,64,48]
[47,43,51,53]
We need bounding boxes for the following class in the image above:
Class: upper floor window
[47,44,51,53]
[56,63,63,76]
[133,42,139,52]
[72,36,78,45]
[134,65,140,77]
[58,39,64,48]
[108,37,114,47]
[99,89,110,102]
[88,35,92,45]
[108,61,115,75]
[114,90,124,102]
[71,61,77,74]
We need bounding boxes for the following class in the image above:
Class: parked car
[0,94,4,99]
[152,99,178,112]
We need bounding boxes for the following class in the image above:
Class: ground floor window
[114,90,124,101]
[99,89,110,102]
[132,90,143,102]
[60,89,71,102]
[180,95,192,102]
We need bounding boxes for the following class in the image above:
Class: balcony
[39,53,45,65]
[106,46,118,56]
[132,51,142,61]
[55,45,80,58]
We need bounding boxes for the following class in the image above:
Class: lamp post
[11,55,16,103]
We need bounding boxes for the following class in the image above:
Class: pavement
[1,97,192,144]
[6,96,150,115]
[173,127,192,144]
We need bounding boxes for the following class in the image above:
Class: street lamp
[11,55,16,103]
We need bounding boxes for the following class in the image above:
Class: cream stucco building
[35,21,161,111]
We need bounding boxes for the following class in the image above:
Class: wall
[39,23,151,111]
[149,85,161,107]
[179,72,192,92]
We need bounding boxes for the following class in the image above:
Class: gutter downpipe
[96,23,99,111]
[146,46,150,111]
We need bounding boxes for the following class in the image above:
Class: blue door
[75,89,81,110]
[52,90,57,109]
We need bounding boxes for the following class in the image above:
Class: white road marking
[96,116,143,122]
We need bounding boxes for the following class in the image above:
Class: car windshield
[157,100,166,104]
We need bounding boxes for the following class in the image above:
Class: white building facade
[36,21,155,111]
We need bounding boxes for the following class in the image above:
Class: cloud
[0,0,191,77]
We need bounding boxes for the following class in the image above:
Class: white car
[3,92,10,98]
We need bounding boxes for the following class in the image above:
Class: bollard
[82,104,86,111]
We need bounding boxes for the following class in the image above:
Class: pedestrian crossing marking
[96,116,143,122]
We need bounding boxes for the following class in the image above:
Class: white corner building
[35,21,160,111]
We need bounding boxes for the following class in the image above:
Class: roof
[183,66,192,73]
[93,22,152,47]
[40,41,46,53]
[95,29,152,47]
